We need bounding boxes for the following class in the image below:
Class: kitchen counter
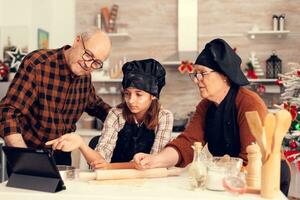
[0,172,287,200]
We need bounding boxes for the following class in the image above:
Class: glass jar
[188,142,207,190]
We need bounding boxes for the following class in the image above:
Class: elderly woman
[134,39,290,196]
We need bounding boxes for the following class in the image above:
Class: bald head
[82,30,111,62]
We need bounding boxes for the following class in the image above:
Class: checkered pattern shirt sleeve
[150,109,173,154]
[95,108,124,162]
[0,55,38,138]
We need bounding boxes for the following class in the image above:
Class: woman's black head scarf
[195,38,249,86]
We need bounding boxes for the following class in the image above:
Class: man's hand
[45,134,84,152]
[4,134,27,148]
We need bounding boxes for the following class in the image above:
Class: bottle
[278,14,285,31]
[188,142,207,190]
[272,15,278,31]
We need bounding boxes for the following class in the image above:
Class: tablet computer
[2,146,66,192]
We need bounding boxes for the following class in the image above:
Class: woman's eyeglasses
[81,34,103,69]
[189,71,215,82]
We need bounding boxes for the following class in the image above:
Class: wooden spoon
[263,113,276,160]
[272,109,292,153]
[245,111,267,161]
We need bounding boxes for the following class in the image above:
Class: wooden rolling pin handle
[78,171,97,181]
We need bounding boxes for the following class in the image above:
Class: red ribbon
[178,61,193,74]
[284,150,300,171]
[283,103,298,120]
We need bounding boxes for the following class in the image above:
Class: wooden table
[0,172,288,200]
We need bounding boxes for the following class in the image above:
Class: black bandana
[195,38,249,86]
[122,59,166,98]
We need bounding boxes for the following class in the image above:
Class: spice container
[272,15,278,31]
[278,14,286,31]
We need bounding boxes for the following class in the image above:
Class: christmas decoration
[6,47,27,72]
[266,51,282,79]
[278,62,300,170]
[244,52,264,79]
[178,61,193,74]
[256,84,266,94]
[0,60,9,81]
[278,62,300,105]
[290,140,298,149]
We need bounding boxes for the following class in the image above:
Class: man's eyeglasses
[189,71,215,82]
[81,34,103,69]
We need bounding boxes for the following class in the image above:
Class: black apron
[111,122,155,163]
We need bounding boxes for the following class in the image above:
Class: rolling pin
[78,167,183,181]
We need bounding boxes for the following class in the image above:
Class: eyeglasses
[81,34,103,69]
[189,71,215,82]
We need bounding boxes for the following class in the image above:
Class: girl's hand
[90,159,110,170]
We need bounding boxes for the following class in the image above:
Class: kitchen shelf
[248,30,290,39]
[107,32,130,39]
[161,61,181,66]
[248,78,278,83]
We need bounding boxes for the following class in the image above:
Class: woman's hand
[90,159,110,170]
[133,153,158,170]
[45,134,84,152]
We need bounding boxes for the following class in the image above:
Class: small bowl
[208,156,243,171]
[206,156,243,191]
[57,165,76,180]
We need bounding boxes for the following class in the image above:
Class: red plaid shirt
[0,46,111,148]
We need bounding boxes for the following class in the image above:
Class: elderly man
[0,29,112,165]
